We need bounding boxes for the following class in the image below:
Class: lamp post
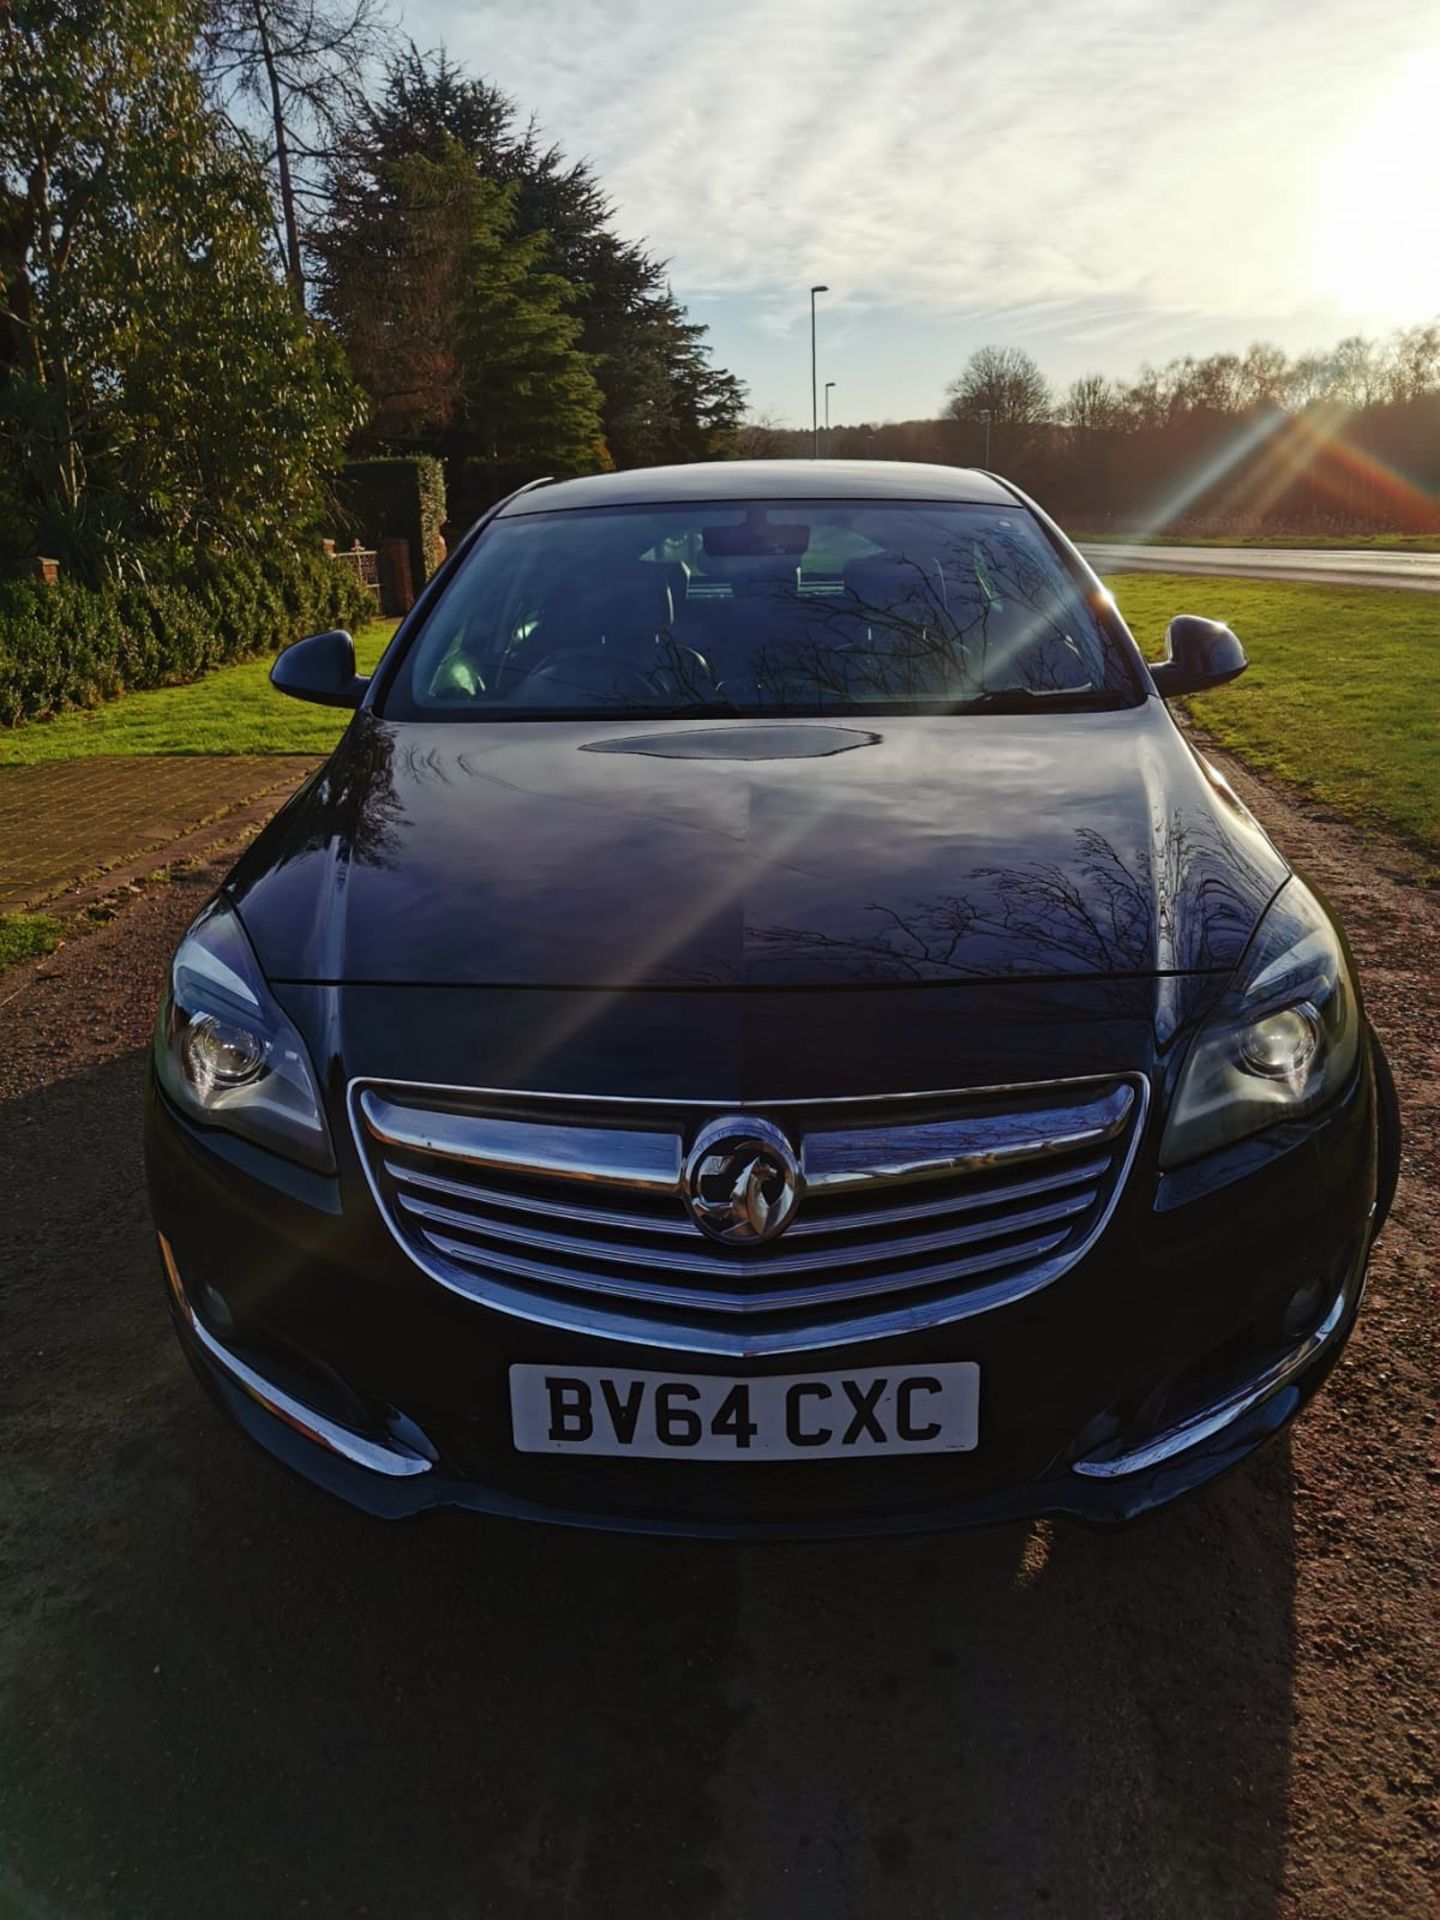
[810,284,828,458]
[978,408,993,467]
[824,380,836,455]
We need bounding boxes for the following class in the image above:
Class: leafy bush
[336,456,447,588]
[0,546,370,729]
[0,1,362,587]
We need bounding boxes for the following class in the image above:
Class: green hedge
[337,456,447,590]
[0,546,371,728]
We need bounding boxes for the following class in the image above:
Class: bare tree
[944,346,1051,465]
[1236,340,1289,409]
[1118,360,1178,431]
[724,413,786,460]
[1171,351,1245,414]
[201,0,390,296]
[1327,335,1387,410]
[1383,322,1440,404]
[1062,373,1124,433]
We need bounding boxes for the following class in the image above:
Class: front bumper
[145,1040,1385,1539]
[162,1227,1369,1536]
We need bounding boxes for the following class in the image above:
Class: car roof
[494,460,1023,516]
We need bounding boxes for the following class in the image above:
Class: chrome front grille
[352,1078,1145,1356]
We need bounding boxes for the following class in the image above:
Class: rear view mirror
[703,513,810,557]
[270,630,370,709]
[1150,615,1248,697]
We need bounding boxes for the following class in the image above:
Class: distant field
[1107,572,1439,863]
[0,621,397,764]
[1081,532,1440,552]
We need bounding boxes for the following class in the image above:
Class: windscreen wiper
[955,687,1134,714]
[636,699,747,719]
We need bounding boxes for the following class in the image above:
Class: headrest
[842,555,944,615]
[558,565,674,633]
[717,558,801,598]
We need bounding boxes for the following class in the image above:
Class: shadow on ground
[1,1053,1297,1920]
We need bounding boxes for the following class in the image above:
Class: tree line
[0,0,746,585]
[752,330,1440,533]
[6,0,1435,590]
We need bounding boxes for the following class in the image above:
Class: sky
[402,0,1440,427]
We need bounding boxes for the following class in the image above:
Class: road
[0,758,1434,1919]
[1080,543,1440,592]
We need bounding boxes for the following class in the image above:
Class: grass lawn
[0,619,397,764]
[1107,572,1439,862]
[1081,531,1440,552]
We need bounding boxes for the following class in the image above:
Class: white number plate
[510,1362,979,1460]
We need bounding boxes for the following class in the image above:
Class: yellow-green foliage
[0,912,64,968]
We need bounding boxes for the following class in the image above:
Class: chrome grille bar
[394,1184,1094,1280]
[786,1153,1113,1236]
[802,1083,1133,1190]
[383,1159,701,1237]
[417,1225,1074,1315]
[360,1092,682,1191]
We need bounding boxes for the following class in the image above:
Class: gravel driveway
[1,751,1433,1920]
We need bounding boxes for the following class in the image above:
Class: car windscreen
[381,500,1141,721]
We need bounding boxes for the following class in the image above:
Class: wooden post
[377,537,415,616]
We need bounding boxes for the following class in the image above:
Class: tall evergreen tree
[333,50,746,471]
[314,136,608,500]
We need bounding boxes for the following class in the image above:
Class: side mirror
[1149,615,1248,698]
[270,630,370,709]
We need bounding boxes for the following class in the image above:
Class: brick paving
[0,756,319,910]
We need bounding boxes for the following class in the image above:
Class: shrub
[0,546,371,729]
[336,456,447,588]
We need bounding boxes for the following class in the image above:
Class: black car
[146,461,1400,1536]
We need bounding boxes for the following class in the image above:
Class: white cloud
[404,0,1436,337]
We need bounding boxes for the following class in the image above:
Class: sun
[1309,49,1440,323]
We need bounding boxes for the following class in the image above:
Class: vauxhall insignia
[682,1117,803,1245]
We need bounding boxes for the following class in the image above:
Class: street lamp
[978,408,993,467]
[824,380,836,454]
[810,284,828,459]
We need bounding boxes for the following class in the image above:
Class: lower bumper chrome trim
[1071,1271,1356,1480]
[158,1235,432,1479]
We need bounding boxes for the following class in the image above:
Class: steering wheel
[642,642,720,703]
[523,644,719,706]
